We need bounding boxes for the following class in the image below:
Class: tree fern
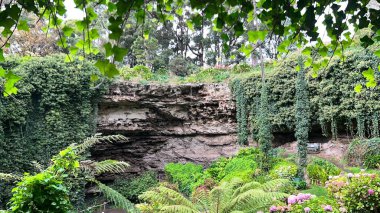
[258,178,289,192]
[138,178,289,213]
[94,160,129,174]
[96,181,139,213]
[75,134,127,154]
[160,205,198,213]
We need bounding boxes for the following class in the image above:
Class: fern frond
[259,179,290,192]
[160,205,198,213]
[0,173,21,181]
[228,189,288,212]
[95,160,129,174]
[75,134,127,154]
[232,181,261,198]
[96,181,139,213]
[140,186,195,209]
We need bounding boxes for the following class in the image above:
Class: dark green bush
[168,57,193,77]
[111,171,158,203]
[220,156,257,182]
[347,138,380,167]
[232,63,252,73]
[164,162,204,196]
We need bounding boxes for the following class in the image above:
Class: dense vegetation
[1,0,380,212]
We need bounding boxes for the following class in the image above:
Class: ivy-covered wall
[232,48,380,140]
[0,56,104,174]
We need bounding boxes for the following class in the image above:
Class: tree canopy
[0,0,380,95]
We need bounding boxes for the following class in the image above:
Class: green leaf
[362,68,376,88]
[0,67,5,77]
[247,30,268,43]
[143,30,149,40]
[0,49,4,61]
[62,26,73,37]
[17,20,29,31]
[3,71,21,96]
[374,49,380,58]
[95,60,119,78]
[354,84,363,93]
[113,47,128,62]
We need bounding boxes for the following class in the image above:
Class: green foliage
[184,67,230,83]
[257,82,273,169]
[0,55,103,174]
[138,177,289,213]
[269,161,298,180]
[289,196,340,213]
[7,135,138,212]
[306,158,341,185]
[220,156,257,182]
[121,65,154,81]
[301,185,329,197]
[169,57,194,77]
[9,147,79,212]
[232,64,252,74]
[204,148,262,183]
[235,49,380,140]
[346,138,380,167]
[111,171,159,203]
[204,157,230,182]
[295,56,309,179]
[364,155,380,169]
[232,79,248,145]
[164,163,204,196]
[340,173,380,212]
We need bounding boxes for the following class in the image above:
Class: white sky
[63,0,84,20]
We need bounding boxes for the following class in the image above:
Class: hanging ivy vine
[232,47,380,140]
[295,56,309,179]
[257,82,273,170]
[0,55,105,174]
[232,79,248,145]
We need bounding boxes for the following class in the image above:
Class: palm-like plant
[0,134,139,213]
[138,178,289,213]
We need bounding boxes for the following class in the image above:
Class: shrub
[111,171,158,203]
[168,57,192,77]
[346,138,380,167]
[121,65,153,80]
[220,156,257,182]
[269,161,298,180]
[287,196,340,213]
[364,154,380,169]
[341,173,380,212]
[232,63,252,73]
[204,157,230,182]
[307,158,341,185]
[164,162,204,196]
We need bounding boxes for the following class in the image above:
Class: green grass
[301,185,328,197]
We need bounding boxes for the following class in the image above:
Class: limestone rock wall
[93,82,238,176]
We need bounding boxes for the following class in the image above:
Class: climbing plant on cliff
[295,56,310,180]
[257,82,273,170]
[235,47,380,140]
[233,79,248,145]
[0,55,106,208]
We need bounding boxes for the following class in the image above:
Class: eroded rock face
[93,82,238,177]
